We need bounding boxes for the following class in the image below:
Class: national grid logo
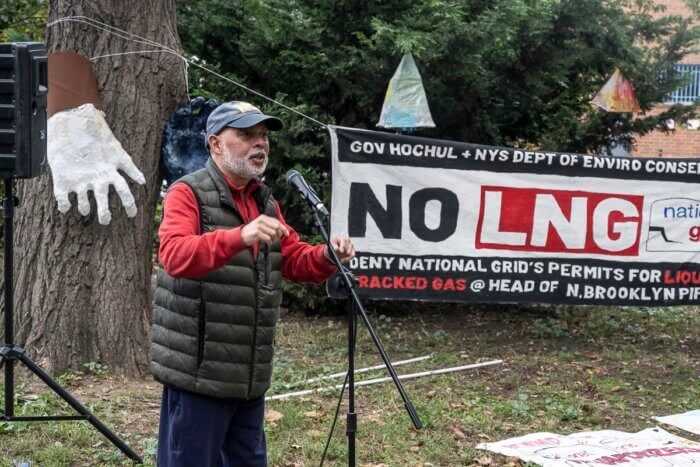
[646,198,700,252]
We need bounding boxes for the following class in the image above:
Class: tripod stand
[308,205,422,466]
[0,179,142,463]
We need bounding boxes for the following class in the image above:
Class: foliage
[83,361,109,376]
[179,0,700,151]
[526,304,699,343]
[0,0,47,42]
[178,0,699,310]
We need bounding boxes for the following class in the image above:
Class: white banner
[654,410,700,435]
[328,126,700,305]
[477,427,700,466]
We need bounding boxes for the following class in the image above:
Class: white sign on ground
[654,410,700,435]
[476,427,700,466]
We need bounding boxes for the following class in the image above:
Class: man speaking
[151,100,354,466]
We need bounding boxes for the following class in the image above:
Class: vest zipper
[263,244,269,285]
[197,293,205,367]
[260,187,272,285]
[247,184,271,397]
[248,264,260,398]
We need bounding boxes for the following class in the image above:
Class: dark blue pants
[157,385,267,467]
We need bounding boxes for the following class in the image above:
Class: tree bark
[3,0,187,375]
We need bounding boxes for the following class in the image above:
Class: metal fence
[667,64,700,104]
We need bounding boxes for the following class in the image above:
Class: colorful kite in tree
[378,53,435,130]
[591,68,641,113]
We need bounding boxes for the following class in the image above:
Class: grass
[0,304,698,465]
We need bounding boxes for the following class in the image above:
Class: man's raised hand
[241,215,290,246]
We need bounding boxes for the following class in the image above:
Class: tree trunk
[5,0,186,375]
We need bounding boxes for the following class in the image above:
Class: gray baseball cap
[205,101,284,146]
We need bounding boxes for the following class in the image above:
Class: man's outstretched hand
[325,236,356,264]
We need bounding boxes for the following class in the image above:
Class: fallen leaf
[303,410,323,419]
[451,425,467,439]
[365,412,386,425]
[265,410,284,422]
[475,455,493,465]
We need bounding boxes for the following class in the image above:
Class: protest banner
[328,126,700,305]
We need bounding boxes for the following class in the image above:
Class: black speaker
[0,42,48,179]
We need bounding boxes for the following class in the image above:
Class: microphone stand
[304,201,422,466]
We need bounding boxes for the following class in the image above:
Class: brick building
[630,0,699,158]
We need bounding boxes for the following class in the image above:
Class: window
[667,64,700,104]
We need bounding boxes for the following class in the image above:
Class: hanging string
[47,15,192,99]
[46,15,329,129]
[88,49,191,98]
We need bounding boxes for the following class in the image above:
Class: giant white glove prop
[47,103,146,225]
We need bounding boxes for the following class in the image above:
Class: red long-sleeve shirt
[158,177,336,284]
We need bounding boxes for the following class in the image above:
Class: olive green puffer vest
[151,158,283,399]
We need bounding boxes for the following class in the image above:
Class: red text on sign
[475,187,643,256]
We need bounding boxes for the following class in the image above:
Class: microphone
[285,169,329,216]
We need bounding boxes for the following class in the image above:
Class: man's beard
[221,146,268,179]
